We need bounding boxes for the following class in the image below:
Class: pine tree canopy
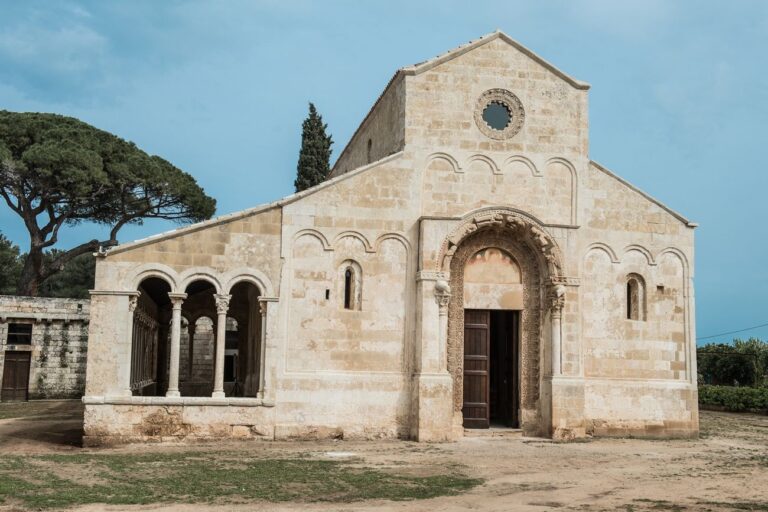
[294,102,333,192]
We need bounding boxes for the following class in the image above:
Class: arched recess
[465,154,501,175]
[425,152,462,173]
[179,270,222,295]
[439,208,564,437]
[180,279,217,396]
[223,268,276,298]
[544,158,577,225]
[129,263,180,292]
[333,231,374,253]
[623,244,656,266]
[227,280,263,397]
[504,155,540,176]
[584,242,620,264]
[131,276,172,397]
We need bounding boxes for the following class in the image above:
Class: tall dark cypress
[294,102,334,192]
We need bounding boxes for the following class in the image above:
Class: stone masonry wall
[0,295,90,399]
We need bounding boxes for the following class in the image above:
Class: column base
[411,372,454,442]
[211,391,225,399]
[166,390,180,398]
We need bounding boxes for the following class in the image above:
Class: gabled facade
[83,32,698,445]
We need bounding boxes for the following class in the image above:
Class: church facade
[82,32,699,445]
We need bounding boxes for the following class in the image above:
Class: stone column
[121,292,140,396]
[166,293,187,398]
[257,299,268,399]
[434,280,452,373]
[212,294,231,398]
[549,284,566,376]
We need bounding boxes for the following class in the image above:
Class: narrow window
[340,260,362,311]
[344,268,353,309]
[7,323,32,345]
[626,274,646,321]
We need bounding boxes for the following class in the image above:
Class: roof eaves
[105,151,406,256]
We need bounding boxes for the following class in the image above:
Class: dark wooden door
[463,310,490,428]
[1,351,31,402]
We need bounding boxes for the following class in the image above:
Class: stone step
[463,428,523,438]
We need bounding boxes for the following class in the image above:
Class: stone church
[83,31,698,445]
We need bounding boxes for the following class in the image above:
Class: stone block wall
[0,295,90,399]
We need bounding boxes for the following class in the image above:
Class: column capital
[168,293,187,309]
[434,279,452,310]
[214,293,231,315]
[128,291,141,313]
[549,284,566,315]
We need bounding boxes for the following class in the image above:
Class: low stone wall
[0,295,90,399]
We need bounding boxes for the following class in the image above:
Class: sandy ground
[0,401,766,511]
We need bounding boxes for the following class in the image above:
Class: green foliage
[699,384,768,412]
[0,110,216,295]
[698,338,768,387]
[294,103,333,192]
[0,231,21,294]
[0,451,481,509]
[38,251,94,299]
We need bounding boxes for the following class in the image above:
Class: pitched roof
[331,30,590,175]
[401,30,590,89]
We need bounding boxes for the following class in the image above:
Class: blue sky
[1,1,766,344]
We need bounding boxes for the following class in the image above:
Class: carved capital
[168,293,187,310]
[259,300,268,316]
[548,284,566,314]
[214,294,231,315]
[128,294,140,314]
[434,279,452,309]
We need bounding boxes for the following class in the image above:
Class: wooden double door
[463,309,520,428]
[1,351,31,402]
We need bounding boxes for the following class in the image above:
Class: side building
[0,296,90,400]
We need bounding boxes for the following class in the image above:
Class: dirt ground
[1,401,767,511]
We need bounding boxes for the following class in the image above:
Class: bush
[698,384,768,412]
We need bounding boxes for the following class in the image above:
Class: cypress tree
[294,102,333,192]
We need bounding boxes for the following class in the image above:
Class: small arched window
[340,260,362,310]
[626,273,646,321]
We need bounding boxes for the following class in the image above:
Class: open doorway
[463,309,520,428]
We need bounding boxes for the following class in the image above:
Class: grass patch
[0,451,482,509]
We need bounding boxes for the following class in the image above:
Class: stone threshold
[82,396,275,407]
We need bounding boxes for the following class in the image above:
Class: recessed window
[340,260,362,311]
[7,323,32,345]
[626,274,647,321]
[482,102,511,131]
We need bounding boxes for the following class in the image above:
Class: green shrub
[698,384,768,412]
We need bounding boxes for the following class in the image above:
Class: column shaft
[257,300,268,399]
[212,294,231,398]
[166,293,187,397]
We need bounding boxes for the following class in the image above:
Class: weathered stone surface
[0,295,89,399]
[83,31,698,444]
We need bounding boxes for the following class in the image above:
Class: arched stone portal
[438,209,564,437]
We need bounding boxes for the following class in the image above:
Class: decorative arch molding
[504,155,540,176]
[623,244,657,266]
[437,207,564,279]
[179,269,223,294]
[222,267,274,297]
[545,157,578,225]
[374,232,411,254]
[129,263,180,292]
[464,154,501,175]
[292,229,333,251]
[333,230,375,253]
[656,247,690,273]
[584,242,620,264]
[425,152,462,173]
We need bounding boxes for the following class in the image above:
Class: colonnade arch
[127,269,272,399]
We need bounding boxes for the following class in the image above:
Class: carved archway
[439,208,564,436]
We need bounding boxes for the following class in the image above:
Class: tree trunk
[16,247,44,297]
